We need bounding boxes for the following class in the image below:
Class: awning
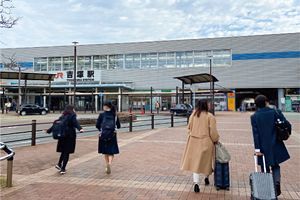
[0,71,55,81]
[174,73,218,84]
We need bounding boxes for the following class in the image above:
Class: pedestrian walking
[5,101,11,113]
[181,99,220,193]
[155,101,160,114]
[96,101,121,174]
[251,95,291,196]
[46,105,83,174]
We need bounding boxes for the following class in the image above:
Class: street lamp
[72,41,78,106]
[208,54,215,115]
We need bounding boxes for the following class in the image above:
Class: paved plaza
[0,112,299,200]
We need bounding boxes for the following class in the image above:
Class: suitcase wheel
[216,186,220,191]
[226,187,230,191]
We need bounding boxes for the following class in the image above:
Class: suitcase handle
[254,154,267,173]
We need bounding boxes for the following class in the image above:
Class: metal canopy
[0,71,55,81]
[174,73,218,84]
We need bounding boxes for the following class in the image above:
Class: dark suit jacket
[251,107,290,166]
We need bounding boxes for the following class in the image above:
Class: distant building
[1,32,299,112]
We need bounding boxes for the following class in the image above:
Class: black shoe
[60,169,66,175]
[205,177,210,185]
[194,184,200,193]
[276,184,281,196]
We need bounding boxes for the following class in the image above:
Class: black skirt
[98,134,119,155]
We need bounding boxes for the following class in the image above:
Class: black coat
[96,111,121,155]
[251,107,291,166]
[47,113,82,154]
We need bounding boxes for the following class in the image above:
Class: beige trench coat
[181,111,220,176]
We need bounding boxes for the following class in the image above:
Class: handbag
[274,110,291,141]
[215,142,231,163]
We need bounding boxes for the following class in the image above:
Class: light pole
[208,55,215,115]
[72,41,78,106]
[17,63,21,110]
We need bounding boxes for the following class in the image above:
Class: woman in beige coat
[181,99,219,193]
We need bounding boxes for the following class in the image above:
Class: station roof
[0,71,55,81]
[174,73,218,84]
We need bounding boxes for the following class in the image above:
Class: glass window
[108,54,123,69]
[48,57,62,71]
[141,53,157,68]
[125,54,141,69]
[34,57,47,71]
[158,52,175,68]
[77,56,91,70]
[194,51,211,67]
[63,57,74,71]
[176,51,193,68]
[93,55,107,70]
[212,50,231,67]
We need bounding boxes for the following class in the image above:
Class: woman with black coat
[96,101,121,174]
[47,105,83,174]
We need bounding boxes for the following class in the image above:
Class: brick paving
[0,112,299,200]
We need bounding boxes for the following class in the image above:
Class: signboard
[227,92,236,111]
[51,70,101,85]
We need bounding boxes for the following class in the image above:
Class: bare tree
[0,0,19,28]
[1,53,18,70]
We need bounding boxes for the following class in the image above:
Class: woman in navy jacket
[96,101,121,174]
[251,95,291,196]
[47,105,83,174]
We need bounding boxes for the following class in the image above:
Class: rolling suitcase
[214,161,230,190]
[249,155,277,200]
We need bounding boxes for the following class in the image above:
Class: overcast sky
[1,0,299,48]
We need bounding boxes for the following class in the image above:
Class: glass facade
[176,51,193,68]
[93,55,107,70]
[141,53,158,68]
[48,57,62,71]
[125,54,141,69]
[63,57,74,71]
[33,49,231,71]
[34,57,47,71]
[109,54,123,69]
[77,56,91,70]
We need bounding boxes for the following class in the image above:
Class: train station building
[0,32,299,112]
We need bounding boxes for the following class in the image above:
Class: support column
[68,88,72,105]
[95,88,98,112]
[278,88,285,111]
[190,86,193,106]
[118,87,122,112]
[48,80,52,112]
[150,87,153,113]
[23,79,27,104]
[182,82,185,104]
[176,86,178,104]
[43,88,46,107]
[63,88,66,108]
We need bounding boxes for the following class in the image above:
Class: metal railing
[0,113,190,147]
[0,142,15,187]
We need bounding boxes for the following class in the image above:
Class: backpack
[51,116,70,140]
[100,114,117,142]
[274,110,291,141]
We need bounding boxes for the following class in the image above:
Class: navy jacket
[251,107,291,166]
[96,111,121,132]
[47,113,82,154]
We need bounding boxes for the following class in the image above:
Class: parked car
[17,104,48,116]
[170,104,193,116]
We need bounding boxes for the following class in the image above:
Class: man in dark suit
[251,95,291,196]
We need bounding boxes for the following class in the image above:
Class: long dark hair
[194,99,209,117]
[103,101,116,116]
[63,105,75,116]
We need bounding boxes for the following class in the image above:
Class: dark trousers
[261,164,281,185]
[58,152,70,170]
